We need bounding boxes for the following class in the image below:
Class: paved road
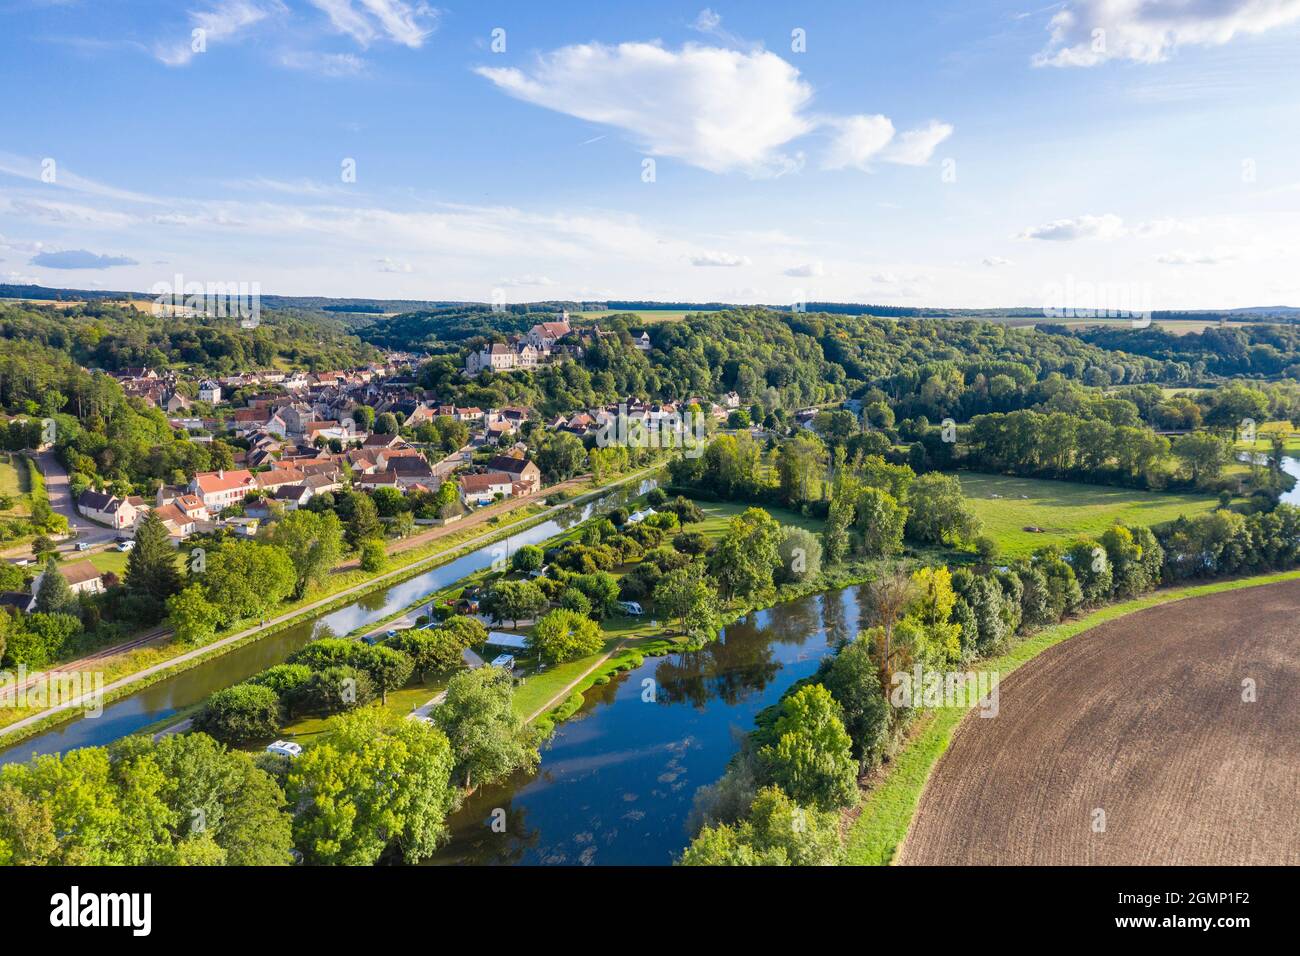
[37,452,115,545]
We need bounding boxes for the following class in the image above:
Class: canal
[0,479,656,764]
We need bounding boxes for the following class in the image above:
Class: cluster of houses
[463,315,653,376]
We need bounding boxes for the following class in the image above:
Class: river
[428,585,865,866]
[0,479,656,765]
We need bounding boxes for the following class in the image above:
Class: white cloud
[476,39,952,178]
[1017,213,1193,241]
[882,120,953,166]
[1157,250,1236,266]
[687,250,751,267]
[279,50,367,77]
[374,257,412,273]
[823,115,895,170]
[155,0,283,67]
[1034,0,1300,67]
[500,274,557,287]
[477,42,815,176]
[1017,213,1128,240]
[824,115,951,171]
[784,262,825,277]
[309,0,439,49]
[982,256,1014,267]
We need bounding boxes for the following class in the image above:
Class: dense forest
[0,300,380,374]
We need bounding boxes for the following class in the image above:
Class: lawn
[958,472,1223,557]
[0,453,32,515]
[572,309,716,325]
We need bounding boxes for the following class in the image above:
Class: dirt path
[899,578,1300,865]
[524,643,626,725]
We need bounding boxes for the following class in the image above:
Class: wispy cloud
[308,0,438,49]
[279,49,367,77]
[1034,0,1300,67]
[687,250,751,267]
[154,0,284,67]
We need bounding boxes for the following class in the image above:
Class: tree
[484,579,547,628]
[346,492,382,549]
[534,431,586,482]
[776,525,822,584]
[775,431,826,507]
[115,732,294,866]
[353,644,414,704]
[33,557,76,616]
[287,707,457,865]
[191,684,282,744]
[199,541,296,626]
[126,509,182,614]
[679,786,842,866]
[352,405,376,431]
[816,636,891,772]
[709,507,782,601]
[758,684,858,811]
[359,539,388,574]
[654,565,717,635]
[905,472,980,546]
[262,510,344,598]
[386,628,465,679]
[531,608,603,664]
[374,412,400,435]
[167,584,222,645]
[907,566,962,665]
[434,667,540,791]
[510,544,545,575]
[856,486,907,557]
[1172,431,1231,486]
[866,567,917,685]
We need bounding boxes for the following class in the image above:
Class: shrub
[192,684,282,744]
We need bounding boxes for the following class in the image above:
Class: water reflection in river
[430,585,865,866]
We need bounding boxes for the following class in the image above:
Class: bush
[359,539,388,573]
[285,666,376,716]
[248,663,314,698]
[192,684,282,744]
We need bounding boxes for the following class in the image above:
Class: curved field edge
[843,567,1300,866]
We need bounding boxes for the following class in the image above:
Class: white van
[489,654,516,670]
[618,600,644,616]
[266,740,303,758]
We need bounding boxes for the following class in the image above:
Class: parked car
[489,654,516,670]
[266,740,302,758]
[116,540,135,552]
[75,542,92,552]
[618,600,644,616]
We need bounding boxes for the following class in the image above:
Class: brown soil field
[899,578,1300,865]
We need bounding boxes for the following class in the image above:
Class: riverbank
[0,465,664,752]
[843,566,1300,865]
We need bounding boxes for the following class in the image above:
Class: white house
[26,560,105,612]
[76,489,139,530]
[198,380,222,404]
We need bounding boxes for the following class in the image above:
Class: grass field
[573,309,715,325]
[958,472,1223,556]
[0,453,32,513]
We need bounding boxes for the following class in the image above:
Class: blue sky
[1,0,1299,309]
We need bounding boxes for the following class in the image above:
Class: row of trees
[681,518,1171,865]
